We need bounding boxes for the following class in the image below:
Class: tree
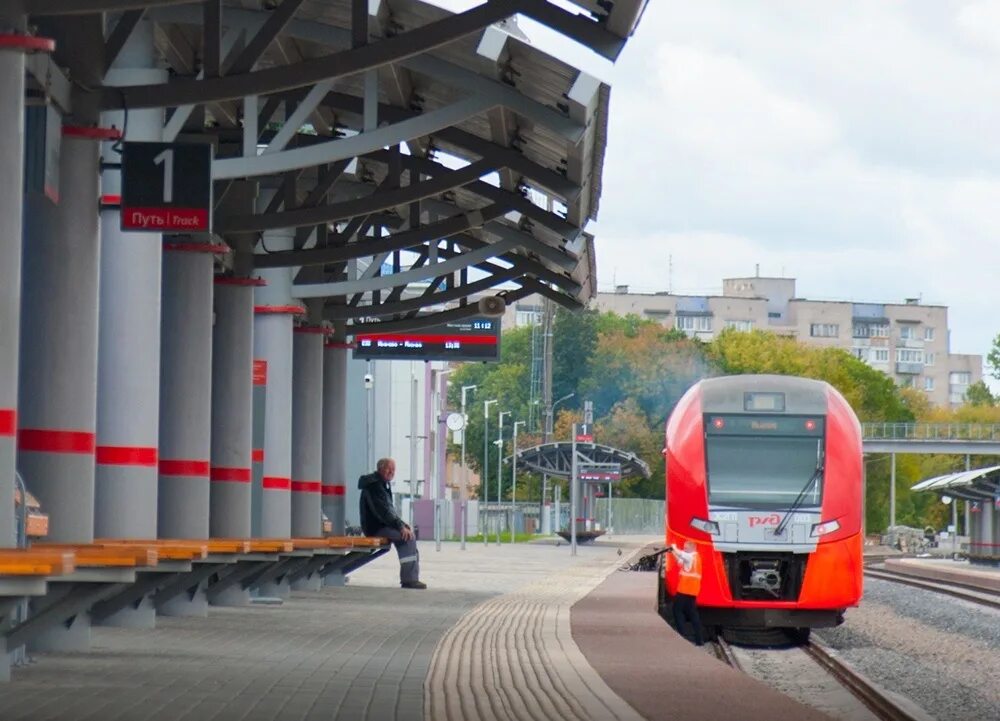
[988,332,1000,380]
[965,380,996,407]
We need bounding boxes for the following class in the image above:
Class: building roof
[911,466,1000,501]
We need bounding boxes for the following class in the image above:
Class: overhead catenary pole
[460,385,476,550]
[497,410,510,546]
[512,420,525,543]
[483,399,496,544]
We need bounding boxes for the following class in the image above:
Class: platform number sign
[121,141,212,232]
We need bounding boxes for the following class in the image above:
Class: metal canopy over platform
[27,0,647,334]
[513,442,650,479]
[912,466,1000,502]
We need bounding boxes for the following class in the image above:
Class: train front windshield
[704,415,825,508]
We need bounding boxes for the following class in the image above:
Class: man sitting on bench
[359,458,426,590]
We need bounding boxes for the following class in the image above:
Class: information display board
[353,317,500,362]
[578,464,622,483]
[121,141,212,232]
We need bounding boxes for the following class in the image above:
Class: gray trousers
[376,527,420,583]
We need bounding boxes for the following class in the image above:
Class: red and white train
[659,374,864,642]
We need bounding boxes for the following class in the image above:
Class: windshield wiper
[773,463,824,538]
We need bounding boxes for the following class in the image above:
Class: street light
[497,411,511,546]
[512,420,526,544]
[483,399,497,545]
[460,385,477,550]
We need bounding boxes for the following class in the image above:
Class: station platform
[0,536,838,721]
[882,556,1000,593]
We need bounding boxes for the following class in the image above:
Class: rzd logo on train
[748,513,781,528]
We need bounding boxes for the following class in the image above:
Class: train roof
[698,374,830,414]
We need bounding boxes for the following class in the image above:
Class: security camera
[363,373,374,389]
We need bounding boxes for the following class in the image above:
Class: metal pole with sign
[121,141,213,233]
[459,385,476,550]
[570,423,578,557]
[497,411,510,546]
[512,420,525,543]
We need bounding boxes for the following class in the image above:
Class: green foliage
[964,380,996,407]
[448,315,992,534]
[988,332,1000,380]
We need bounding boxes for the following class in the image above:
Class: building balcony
[899,338,924,349]
[896,362,923,375]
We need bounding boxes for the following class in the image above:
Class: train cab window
[705,418,823,508]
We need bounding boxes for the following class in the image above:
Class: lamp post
[430,368,453,552]
[460,385,477,550]
[497,411,511,545]
[512,420,525,543]
[483,399,497,545]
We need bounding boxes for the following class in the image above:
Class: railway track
[714,635,926,721]
[864,567,1000,610]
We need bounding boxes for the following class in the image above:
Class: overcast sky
[590,0,1000,374]
[432,1,1000,380]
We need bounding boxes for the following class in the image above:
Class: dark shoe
[401,581,427,590]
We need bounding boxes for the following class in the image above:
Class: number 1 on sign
[153,148,174,203]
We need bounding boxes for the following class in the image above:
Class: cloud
[594,0,1000,369]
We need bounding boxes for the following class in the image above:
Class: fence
[862,423,1000,441]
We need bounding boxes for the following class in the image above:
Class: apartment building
[504,276,982,407]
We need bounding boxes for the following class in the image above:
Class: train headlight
[810,519,840,537]
[690,517,720,536]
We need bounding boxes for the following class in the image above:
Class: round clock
[446,412,466,431]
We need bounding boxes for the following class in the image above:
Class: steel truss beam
[323,91,579,202]
[253,203,510,269]
[28,0,191,14]
[104,9,145,73]
[519,3,627,61]
[145,4,587,150]
[99,1,522,109]
[226,0,305,76]
[217,158,496,233]
[215,94,494,179]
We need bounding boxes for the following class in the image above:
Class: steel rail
[804,639,925,721]
[864,568,1000,610]
[712,636,743,671]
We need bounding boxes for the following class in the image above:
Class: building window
[767,312,781,319]
[924,327,935,341]
[925,352,935,366]
[899,325,915,340]
[872,349,889,363]
[810,323,839,338]
[515,310,540,327]
[924,377,935,391]
[724,319,754,332]
[676,315,712,332]
[950,371,971,385]
[853,323,889,338]
[898,376,915,389]
[852,347,868,361]
[896,349,923,363]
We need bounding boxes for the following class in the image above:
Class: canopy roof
[513,442,650,480]
[911,465,1000,501]
[28,0,648,334]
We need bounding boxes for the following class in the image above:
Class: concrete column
[95,19,166,628]
[158,243,219,540]
[322,340,349,535]
[0,6,30,551]
[208,278,258,607]
[19,129,102,546]
[209,279,258,539]
[253,219,298,544]
[291,328,323,538]
[155,243,219,617]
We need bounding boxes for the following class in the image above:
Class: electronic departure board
[353,317,500,362]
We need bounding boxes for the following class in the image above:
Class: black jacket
[358,471,404,536]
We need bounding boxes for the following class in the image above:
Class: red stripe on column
[0,410,16,437]
[322,485,346,496]
[291,480,321,493]
[254,305,306,315]
[96,446,158,466]
[262,476,290,490]
[210,467,252,483]
[18,429,96,453]
[159,459,210,476]
[251,448,264,463]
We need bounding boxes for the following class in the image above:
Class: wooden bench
[0,549,75,576]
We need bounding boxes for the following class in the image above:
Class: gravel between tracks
[816,577,1000,721]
